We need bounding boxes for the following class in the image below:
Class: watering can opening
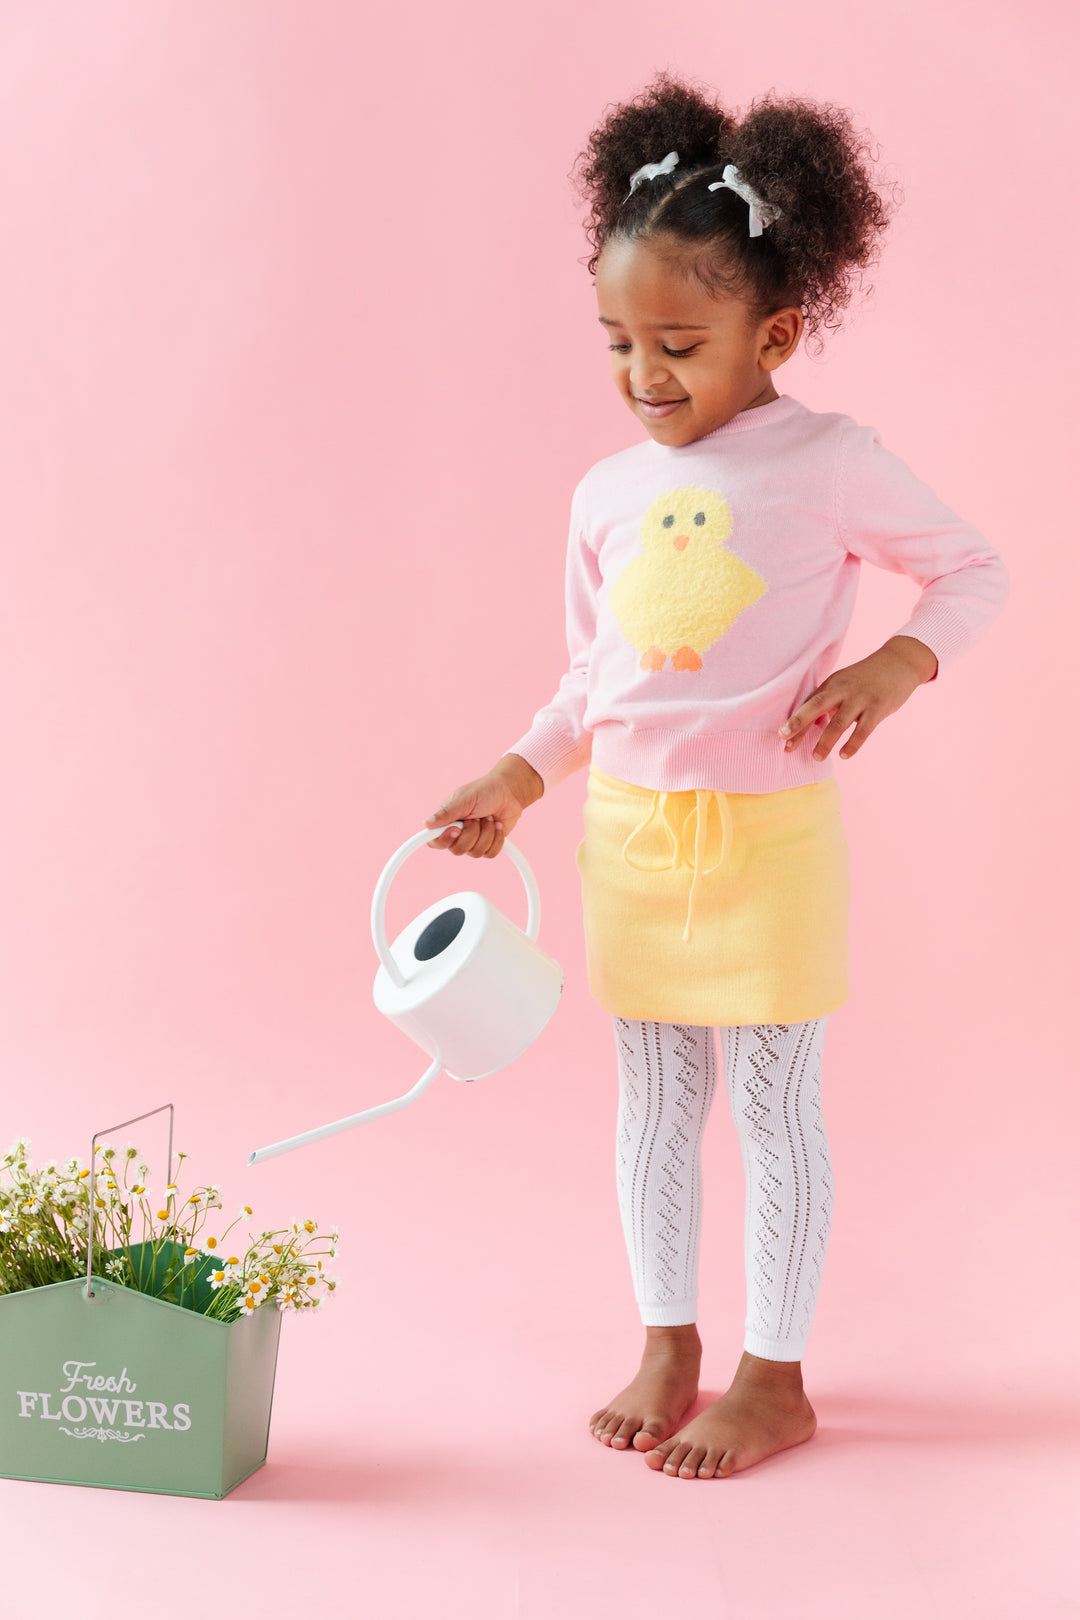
[247,822,563,1165]
[413,906,466,961]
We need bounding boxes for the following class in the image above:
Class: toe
[716,1448,737,1477]
[644,1439,676,1472]
[697,1446,724,1479]
[678,1445,707,1479]
[662,1441,692,1476]
[609,1416,639,1450]
[632,1422,665,1452]
[597,1414,622,1446]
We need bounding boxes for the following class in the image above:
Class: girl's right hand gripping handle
[248,817,540,1165]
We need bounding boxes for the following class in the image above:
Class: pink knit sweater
[506,393,1009,794]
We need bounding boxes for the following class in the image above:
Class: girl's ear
[760,306,803,367]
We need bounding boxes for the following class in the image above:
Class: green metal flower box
[0,1242,282,1499]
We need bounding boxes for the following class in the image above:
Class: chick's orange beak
[673,534,690,552]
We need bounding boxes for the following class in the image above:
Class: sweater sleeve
[835,420,1010,680]
[503,477,600,791]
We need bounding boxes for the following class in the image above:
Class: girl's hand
[424,753,544,859]
[778,635,939,762]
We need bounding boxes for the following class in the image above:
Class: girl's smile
[595,234,803,446]
[635,396,688,419]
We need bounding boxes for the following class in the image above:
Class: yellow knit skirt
[575,765,850,1026]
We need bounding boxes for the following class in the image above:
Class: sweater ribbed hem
[590,724,836,795]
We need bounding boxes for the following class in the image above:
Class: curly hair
[570,70,901,357]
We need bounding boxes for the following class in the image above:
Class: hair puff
[569,71,902,356]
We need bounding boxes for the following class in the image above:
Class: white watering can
[248,821,563,1164]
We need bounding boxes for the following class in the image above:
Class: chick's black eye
[662,514,675,528]
[694,511,706,526]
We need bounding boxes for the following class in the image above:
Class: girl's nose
[629,361,673,390]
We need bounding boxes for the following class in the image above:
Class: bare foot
[643,1350,817,1479]
[589,1325,702,1452]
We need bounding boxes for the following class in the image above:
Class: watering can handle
[370,822,541,991]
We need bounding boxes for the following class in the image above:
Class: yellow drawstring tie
[619,788,734,943]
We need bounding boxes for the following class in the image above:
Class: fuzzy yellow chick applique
[608,486,767,672]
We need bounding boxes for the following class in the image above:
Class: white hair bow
[708,164,782,237]
[623,150,679,203]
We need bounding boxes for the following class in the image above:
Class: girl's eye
[607,343,699,359]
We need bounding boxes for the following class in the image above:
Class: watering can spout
[246,820,563,1165]
[248,1056,444,1165]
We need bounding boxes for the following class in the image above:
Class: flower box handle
[86,1103,174,1302]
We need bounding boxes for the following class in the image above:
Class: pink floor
[2,990,1076,1620]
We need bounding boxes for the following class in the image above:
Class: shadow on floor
[811,1388,1080,1448]
[232,1449,524,1506]
[230,1385,1080,1502]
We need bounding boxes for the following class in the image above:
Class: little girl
[424,72,1009,1481]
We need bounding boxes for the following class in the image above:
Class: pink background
[0,2,1076,1615]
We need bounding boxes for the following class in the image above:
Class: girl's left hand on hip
[778,636,939,761]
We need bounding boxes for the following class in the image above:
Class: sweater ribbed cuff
[890,600,979,678]
[503,718,591,792]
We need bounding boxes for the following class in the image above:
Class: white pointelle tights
[612,1016,833,1361]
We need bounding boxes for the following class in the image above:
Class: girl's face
[595,234,803,447]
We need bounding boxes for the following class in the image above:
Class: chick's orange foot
[672,646,703,672]
[640,646,667,671]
